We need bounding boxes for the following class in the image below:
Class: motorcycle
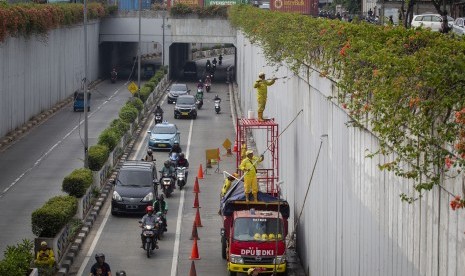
[176,166,187,190]
[156,211,167,236]
[141,223,159,258]
[214,99,221,114]
[111,71,117,83]
[154,112,163,124]
[160,171,174,198]
[196,88,204,109]
[205,82,211,93]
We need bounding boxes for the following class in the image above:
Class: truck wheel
[221,238,227,259]
[228,271,237,276]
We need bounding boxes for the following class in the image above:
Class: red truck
[220,183,290,275]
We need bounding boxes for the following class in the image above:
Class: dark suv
[183,61,198,80]
[174,95,197,119]
[111,161,158,215]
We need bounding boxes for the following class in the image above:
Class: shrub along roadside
[0,239,34,276]
[98,128,119,152]
[88,144,110,171]
[31,196,77,238]
[62,168,93,198]
[110,118,130,138]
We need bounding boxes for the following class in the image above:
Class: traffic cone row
[190,220,200,240]
[197,164,204,179]
[193,192,201,208]
[189,260,197,276]
[189,238,201,260]
[193,177,200,193]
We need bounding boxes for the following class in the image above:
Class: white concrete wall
[0,21,100,138]
[236,31,465,276]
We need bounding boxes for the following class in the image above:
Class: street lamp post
[83,0,89,168]
[137,0,142,97]
[161,8,167,68]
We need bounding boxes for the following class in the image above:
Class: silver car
[452,17,465,36]
[411,14,454,32]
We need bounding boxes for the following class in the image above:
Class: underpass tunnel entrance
[100,41,163,81]
[168,42,237,83]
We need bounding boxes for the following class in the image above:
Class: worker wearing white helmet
[239,150,264,202]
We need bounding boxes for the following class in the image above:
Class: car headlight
[142,192,154,202]
[229,254,244,264]
[113,191,122,201]
[273,255,286,264]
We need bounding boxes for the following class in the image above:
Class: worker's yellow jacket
[253,78,276,102]
[239,156,263,178]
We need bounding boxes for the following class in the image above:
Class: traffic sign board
[223,138,232,150]
[128,82,138,95]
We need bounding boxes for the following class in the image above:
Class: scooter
[176,166,187,190]
[196,89,204,109]
[111,71,117,83]
[214,99,221,114]
[160,172,174,198]
[154,113,163,124]
[140,223,159,258]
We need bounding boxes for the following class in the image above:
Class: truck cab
[220,188,289,276]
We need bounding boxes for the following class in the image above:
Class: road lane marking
[171,119,193,276]
[0,89,121,199]
[77,205,112,275]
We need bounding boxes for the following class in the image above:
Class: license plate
[158,144,166,147]
[181,112,189,115]
[126,205,137,209]
[143,231,153,235]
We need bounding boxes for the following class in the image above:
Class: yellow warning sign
[223,139,232,150]
[128,82,138,95]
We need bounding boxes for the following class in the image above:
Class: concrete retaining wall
[0,21,101,138]
[236,31,465,276]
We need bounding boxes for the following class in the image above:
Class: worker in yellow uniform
[35,241,55,268]
[253,72,277,122]
[239,150,264,202]
[221,173,239,197]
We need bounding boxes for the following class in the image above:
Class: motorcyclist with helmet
[153,194,168,232]
[214,94,221,102]
[90,253,111,276]
[154,105,164,123]
[176,152,189,180]
[160,160,176,188]
[169,141,182,155]
[197,79,204,89]
[205,59,212,72]
[139,206,159,250]
[144,148,155,162]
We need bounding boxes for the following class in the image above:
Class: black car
[111,161,158,215]
[174,95,197,119]
[167,83,190,104]
[183,61,198,80]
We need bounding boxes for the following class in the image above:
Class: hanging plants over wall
[229,5,465,209]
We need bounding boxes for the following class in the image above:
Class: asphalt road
[68,57,240,275]
[0,76,143,257]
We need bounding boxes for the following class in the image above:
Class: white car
[411,14,454,32]
[452,17,465,36]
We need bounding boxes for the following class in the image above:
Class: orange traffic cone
[190,221,200,240]
[189,260,198,276]
[193,177,200,193]
[217,148,221,161]
[194,207,203,227]
[197,164,204,179]
[193,192,201,208]
[233,140,238,152]
[189,238,201,260]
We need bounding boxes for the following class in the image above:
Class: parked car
[167,83,190,104]
[411,14,454,32]
[174,95,197,119]
[147,121,180,150]
[452,17,465,36]
[111,161,158,215]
